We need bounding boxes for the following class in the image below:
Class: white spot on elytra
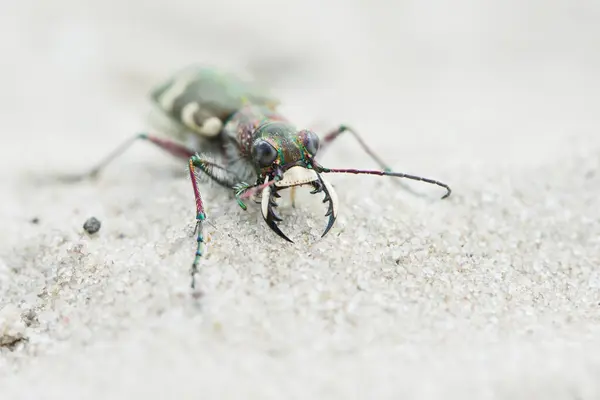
[201,117,223,137]
[158,71,197,111]
[181,104,222,137]
[181,102,200,129]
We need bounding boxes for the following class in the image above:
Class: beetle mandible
[66,66,451,289]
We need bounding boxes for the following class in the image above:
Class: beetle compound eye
[300,130,320,156]
[252,140,278,167]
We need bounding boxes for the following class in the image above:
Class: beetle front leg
[187,155,245,290]
[188,156,208,290]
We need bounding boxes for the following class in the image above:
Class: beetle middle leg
[60,133,197,182]
[318,125,425,196]
[317,125,391,170]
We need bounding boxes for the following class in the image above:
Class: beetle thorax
[252,121,303,167]
[223,105,290,158]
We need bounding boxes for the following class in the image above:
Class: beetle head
[249,123,338,242]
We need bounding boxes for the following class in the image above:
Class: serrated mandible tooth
[270,207,283,222]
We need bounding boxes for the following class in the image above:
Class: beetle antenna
[313,162,451,199]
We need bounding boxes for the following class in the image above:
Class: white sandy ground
[2,0,600,398]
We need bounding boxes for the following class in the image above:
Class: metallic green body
[150,66,279,136]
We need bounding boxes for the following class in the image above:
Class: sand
[1,0,600,398]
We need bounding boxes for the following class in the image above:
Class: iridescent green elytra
[151,67,279,137]
[68,66,451,290]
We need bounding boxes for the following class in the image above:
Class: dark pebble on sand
[83,217,101,234]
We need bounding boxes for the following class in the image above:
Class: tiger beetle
[66,66,451,289]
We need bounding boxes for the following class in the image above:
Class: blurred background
[2,0,599,179]
[2,1,600,396]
